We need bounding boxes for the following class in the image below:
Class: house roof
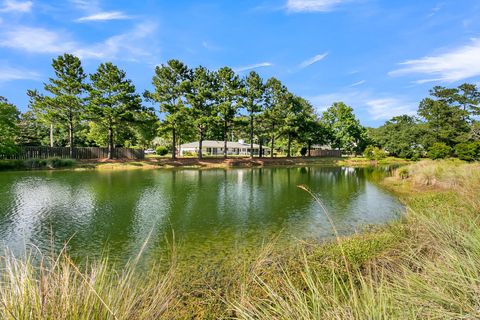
[179,140,269,149]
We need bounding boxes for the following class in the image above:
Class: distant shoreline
[0,156,411,172]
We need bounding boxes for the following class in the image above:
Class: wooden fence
[0,147,145,160]
[310,149,342,157]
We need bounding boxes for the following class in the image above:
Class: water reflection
[0,167,403,262]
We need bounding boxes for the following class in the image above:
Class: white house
[178,140,270,156]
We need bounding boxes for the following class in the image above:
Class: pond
[0,166,403,263]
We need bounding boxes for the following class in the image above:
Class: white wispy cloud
[299,52,328,68]
[0,0,32,13]
[202,41,222,51]
[75,22,158,61]
[308,90,416,121]
[427,2,444,18]
[70,0,98,11]
[234,62,273,72]
[365,98,416,120]
[0,22,158,62]
[286,0,353,12]
[76,11,131,22]
[0,27,75,53]
[349,80,366,87]
[0,65,40,82]
[389,38,480,83]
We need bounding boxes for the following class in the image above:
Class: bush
[182,151,196,157]
[23,158,46,169]
[0,158,76,170]
[46,158,76,168]
[156,146,168,156]
[455,142,480,161]
[300,147,308,157]
[427,143,452,160]
[363,146,387,161]
[397,166,409,179]
[0,160,24,170]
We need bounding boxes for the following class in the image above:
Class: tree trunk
[250,114,254,158]
[50,123,54,147]
[308,141,312,157]
[270,123,275,158]
[259,138,263,158]
[107,125,114,160]
[198,129,203,160]
[287,132,291,158]
[223,120,228,159]
[172,127,176,160]
[68,120,74,159]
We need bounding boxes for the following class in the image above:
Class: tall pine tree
[88,62,143,159]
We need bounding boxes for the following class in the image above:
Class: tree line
[1,53,479,161]
[369,84,480,161]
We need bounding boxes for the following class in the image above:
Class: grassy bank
[233,159,480,319]
[0,160,478,319]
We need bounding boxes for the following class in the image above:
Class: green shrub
[23,158,46,168]
[397,166,409,179]
[300,147,308,157]
[427,142,452,160]
[363,146,387,160]
[0,160,24,170]
[156,146,168,156]
[455,142,480,161]
[182,151,196,157]
[46,158,76,168]
[0,158,76,170]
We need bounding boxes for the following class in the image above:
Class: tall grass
[232,160,480,319]
[0,248,176,319]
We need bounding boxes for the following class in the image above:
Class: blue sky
[1,0,480,127]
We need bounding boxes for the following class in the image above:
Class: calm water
[0,166,402,262]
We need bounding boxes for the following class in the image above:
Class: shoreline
[77,156,411,171]
[0,156,411,172]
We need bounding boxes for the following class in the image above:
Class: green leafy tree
[88,62,143,159]
[427,142,452,159]
[16,111,48,146]
[254,111,270,157]
[418,98,469,147]
[369,115,425,158]
[455,142,480,161]
[0,97,20,156]
[186,66,215,159]
[213,67,243,158]
[131,110,160,148]
[264,77,287,157]
[144,60,190,159]
[280,95,312,157]
[322,102,367,155]
[457,83,480,116]
[244,71,265,158]
[29,54,87,156]
[298,114,326,157]
[430,84,480,117]
[363,145,387,160]
[470,121,480,141]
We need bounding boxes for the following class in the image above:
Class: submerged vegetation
[0,160,478,318]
